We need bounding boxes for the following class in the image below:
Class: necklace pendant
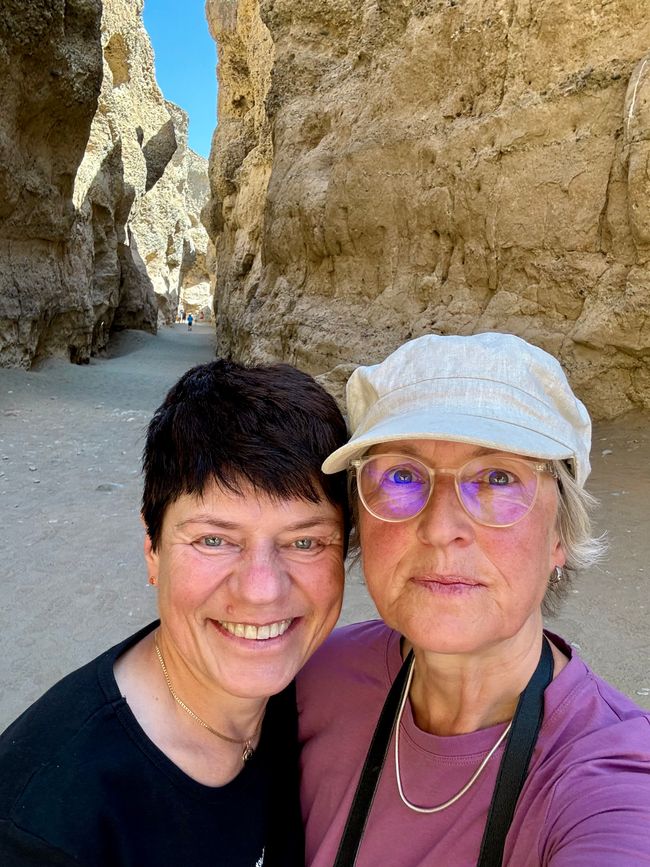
[242,741,254,763]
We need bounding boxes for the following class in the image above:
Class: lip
[412,574,484,593]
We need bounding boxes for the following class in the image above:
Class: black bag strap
[476,636,554,867]
[332,649,414,867]
[333,638,554,867]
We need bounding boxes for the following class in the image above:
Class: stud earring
[148,575,157,586]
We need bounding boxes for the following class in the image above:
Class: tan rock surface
[0,0,103,367]
[130,101,214,325]
[0,0,212,368]
[205,0,650,418]
[75,0,213,338]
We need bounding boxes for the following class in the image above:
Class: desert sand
[0,324,648,730]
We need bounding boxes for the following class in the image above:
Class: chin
[402,618,490,656]
[221,663,298,701]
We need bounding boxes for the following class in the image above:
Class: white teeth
[219,619,293,641]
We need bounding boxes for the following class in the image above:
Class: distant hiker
[187,313,193,331]
[180,308,186,322]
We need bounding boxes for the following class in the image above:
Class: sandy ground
[0,324,648,731]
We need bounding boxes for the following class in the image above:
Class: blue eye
[294,538,313,550]
[203,536,223,547]
[392,468,414,484]
[486,469,518,486]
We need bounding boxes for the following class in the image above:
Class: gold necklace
[395,655,513,813]
[153,631,263,763]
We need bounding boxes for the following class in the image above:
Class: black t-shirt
[0,621,304,866]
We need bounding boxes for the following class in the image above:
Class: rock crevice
[0,0,213,368]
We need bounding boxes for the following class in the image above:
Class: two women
[0,359,349,866]
[300,332,650,866]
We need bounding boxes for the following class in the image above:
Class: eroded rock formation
[0,0,212,367]
[0,0,103,366]
[205,0,650,418]
[73,0,213,350]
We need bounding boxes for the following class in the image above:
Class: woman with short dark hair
[0,359,350,867]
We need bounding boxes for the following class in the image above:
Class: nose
[415,472,475,547]
[233,545,289,606]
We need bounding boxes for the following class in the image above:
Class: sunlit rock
[205,0,650,418]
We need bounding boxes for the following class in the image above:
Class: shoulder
[529,636,650,847]
[542,634,650,747]
[0,623,157,818]
[297,620,399,736]
[298,620,396,693]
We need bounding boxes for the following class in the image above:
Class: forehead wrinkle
[174,514,340,532]
[175,515,242,530]
[370,440,494,460]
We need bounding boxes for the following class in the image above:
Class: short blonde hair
[545,460,607,614]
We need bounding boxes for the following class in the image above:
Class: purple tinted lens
[362,461,429,519]
[458,476,535,525]
[381,484,428,518]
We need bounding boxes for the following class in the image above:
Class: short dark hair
[142,359,350,550]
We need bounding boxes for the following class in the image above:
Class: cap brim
[322,409,577,474]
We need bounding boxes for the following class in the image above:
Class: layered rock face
[0,0,103,366]
[73,0,213,347]
[133,104,213,324]
[205,0,650,417]
[0,0,212,367]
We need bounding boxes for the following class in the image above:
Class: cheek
[159,548,228,607]
[360,514,403,557]
[480,520,559,584]
[359,519,405,591]
[314,557,346,607]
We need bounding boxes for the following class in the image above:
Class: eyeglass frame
[350,452,559,528]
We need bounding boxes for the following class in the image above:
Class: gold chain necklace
[153,631,263,763]
[395,655,513,813]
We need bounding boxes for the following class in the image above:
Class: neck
[153,629,267,744]
[406,617,565,736]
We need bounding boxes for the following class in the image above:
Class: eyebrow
[375,443,493,459]
[175,515,340,532]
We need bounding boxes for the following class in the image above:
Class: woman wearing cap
[298,332,650,866]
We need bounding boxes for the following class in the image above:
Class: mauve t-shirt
[298,621,650,866]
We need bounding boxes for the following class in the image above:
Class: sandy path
[0,325,648,730]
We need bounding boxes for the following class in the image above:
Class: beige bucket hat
[322,332,591,487]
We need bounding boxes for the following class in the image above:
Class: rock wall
[128,101,213,325]
[0,0,103,366]
[0,0,212,368]
[74,0,213,346]
[205,0,650,418]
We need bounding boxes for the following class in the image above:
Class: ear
[142,515,159,578]
[550,532,566,570]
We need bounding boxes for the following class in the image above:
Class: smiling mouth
[217,619,293,640]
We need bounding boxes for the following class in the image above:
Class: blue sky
[143,0,217,159]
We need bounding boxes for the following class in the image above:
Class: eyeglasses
[351,453,558,527]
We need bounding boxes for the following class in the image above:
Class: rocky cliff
[0,0,103,366]
[205,0,650,418]
[0,0,212,367]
